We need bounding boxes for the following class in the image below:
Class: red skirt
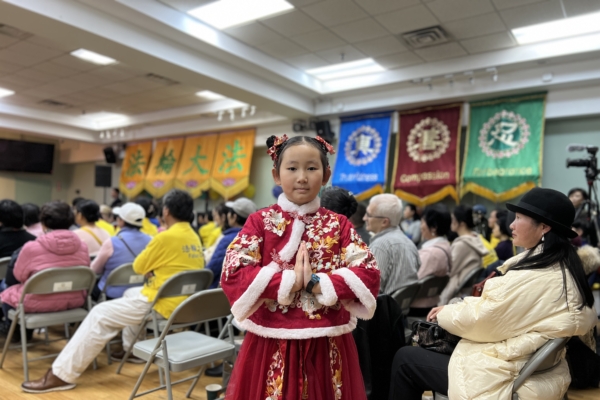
[225,332,367,400]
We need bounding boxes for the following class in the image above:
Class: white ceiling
[0,0,599,143]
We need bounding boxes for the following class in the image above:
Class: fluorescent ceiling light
[70,49,117,65]
[83,112,129,130]
[512,11,600,44]
[0,87,15,98]
[306,58,386,81]
[196,90,226,100]
[188,0,294,30]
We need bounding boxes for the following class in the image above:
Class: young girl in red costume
[221,135,380,400]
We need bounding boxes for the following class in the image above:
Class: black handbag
[411,320,461,355]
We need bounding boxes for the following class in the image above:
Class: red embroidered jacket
[221,195,380,340]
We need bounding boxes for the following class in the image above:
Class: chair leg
[106,342,112,365]
[64,323,70,339]
[185,366,206,398]
[162,339,173,400]
[0,313,19,368]
[20,318,29,381]
[44,327,49,345]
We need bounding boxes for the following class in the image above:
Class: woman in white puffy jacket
[389,187,597,400]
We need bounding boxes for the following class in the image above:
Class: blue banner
[332,112,392,200]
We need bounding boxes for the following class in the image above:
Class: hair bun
[266,135,276,148]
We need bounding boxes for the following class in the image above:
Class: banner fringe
[460,181,536,202]
[394,186,459,207]
[354,185,384,201]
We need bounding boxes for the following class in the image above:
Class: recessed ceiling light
[70,49,117,65]
[83,112,129,130]
[0,87,15,98]
[188,0,294,30]
[196,90,226,100]
[306,58,386,81]
[512,11,600,45]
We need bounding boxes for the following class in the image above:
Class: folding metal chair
[128,288,235,400]
[434,337,570,400]
[456,267,483,297]
[0,257,10,281]
[0,266,97,381]
[407,275,450,325]
[97,263,145,364]
[115,269,214,378]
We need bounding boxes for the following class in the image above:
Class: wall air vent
[145,73,180,86]
[0,24,32,40]
[402,26,450,49]
[38,99,74,109]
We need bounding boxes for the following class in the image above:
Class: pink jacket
[0,230,90,313]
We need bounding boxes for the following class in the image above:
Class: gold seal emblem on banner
[407,117,451,163]
[479,110,530,159]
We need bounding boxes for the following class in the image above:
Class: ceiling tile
[499,0,564,29]
[0,48,48,67]
[0,60,22,75]
[33,61,81,78]
[375,5,439,35]
[374,51,423,69]
[0,74,42,89]
[103,81,148,95]
[354,35,408,57]
[302,0,368,27]
[460,31,516,54]
[89,66,136,82]
[25,36,73,52]
[414,42,467,61]
[70,71,114,87]
[3,41,62,63]
[260,10,323,36]
[315,45,366,63]
[491,0,547,11]
[563,0,600,17]
[331,18,389,43]
[291,29,346,51]
[354,0,421,15]
[0,35,19,49]
[51,54,101,71]
[285,53,330,70]
[426,0,494,22]
[288,0,325,6]
[256,38,309,59]
[224,23,284,46]
[443,12,506,40]
[13,68,60,84]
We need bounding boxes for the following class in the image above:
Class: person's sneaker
[21,369,76,394]
[205,363,223,377]
[110,350,145,364]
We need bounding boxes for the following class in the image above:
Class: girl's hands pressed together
[291,243,306,292]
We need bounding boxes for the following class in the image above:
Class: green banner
[461,93,546,202]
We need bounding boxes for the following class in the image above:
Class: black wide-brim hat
[506,187,577,239]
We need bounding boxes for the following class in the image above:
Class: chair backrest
[19,266,97,301]
[512,337,569,392]
[154,269,214,301]
[104,263,144,287]
[0,257,11,281]
[169,288,232,326]
[414,275,450,300]
[457,267,482,294]
[390,281,421,315]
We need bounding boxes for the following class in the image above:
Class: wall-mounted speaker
[95,165,112,188]
[315,121,334,144]
[103,147,116,164]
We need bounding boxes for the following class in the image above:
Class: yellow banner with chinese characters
[119,141,152,198]
[210,129,255,199]
[144,138,184,198]
[174,134,219,198]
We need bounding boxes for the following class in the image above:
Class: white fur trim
[279,219,305,262]
[277,270,297,305]
[278,194,320,215]
[237,316,357,340]
[231,267,277,321]
[314,273,337,306]
[332,268,376,320]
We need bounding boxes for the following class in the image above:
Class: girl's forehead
[281,143,321,161]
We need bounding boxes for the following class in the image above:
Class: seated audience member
[195,211,207,231]
[571,220,589,248]
[73,200,111,257]
[200,208,221,248]
[133,197,158,237]
[0,201,89,339]
[206,198,257,288]
[21,189,204,393]
[487,208,500,248]
[493,210,515,262]
[96,205,115,236]
[90,203,152,300]
[439,205,489,305]
[365,194,419,295]
[351,203,371,245]
[410,205,452,313]
[0,200,36,258]
[569,187,589,220]
[400,203,421,245]
[22,203,43,238]
[203,204,227,262]
[389,188,597,400]
[320,186,358,218]
[148,200,161,228]
[109,187,122,208]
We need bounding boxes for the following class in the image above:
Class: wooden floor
[0,328,598,399]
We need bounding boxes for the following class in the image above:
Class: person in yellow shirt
[22,189,204,394]
[200,208,222,248]
[134,197,159,237]
[96,205,115,237]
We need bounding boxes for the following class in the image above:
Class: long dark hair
[511,229,594,309]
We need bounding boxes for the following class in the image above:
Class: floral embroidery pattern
[263,209,290,236]
[265,292,341,319]
[223,234,262,281]
[265,345,284,400]
[329,337,343,399]
[271,249,293,270]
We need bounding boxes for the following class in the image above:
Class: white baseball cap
[114,202,145,227]
[225,197,257,218]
